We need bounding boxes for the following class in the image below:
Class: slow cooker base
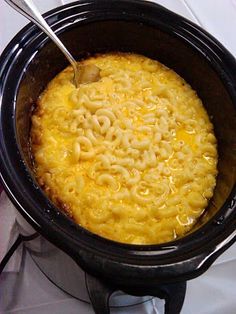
[26,235,152,307]
[86,272,186,314]
[26,234,186,314]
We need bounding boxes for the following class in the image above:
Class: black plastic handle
[85,273,115,314]
[85,273,186,314]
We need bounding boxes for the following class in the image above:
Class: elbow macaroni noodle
[31,53,218,244]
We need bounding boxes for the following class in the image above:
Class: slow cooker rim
[0,0,236,274]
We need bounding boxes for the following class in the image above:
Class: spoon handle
[4,0,77,67]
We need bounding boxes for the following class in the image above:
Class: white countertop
[0,1,236,313]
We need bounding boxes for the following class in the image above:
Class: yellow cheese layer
[31,53,218,244]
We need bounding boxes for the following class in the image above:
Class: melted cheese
[31,53,218,244]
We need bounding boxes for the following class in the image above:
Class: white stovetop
[0,1,236,313]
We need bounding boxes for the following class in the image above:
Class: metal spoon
[4,0,101,87]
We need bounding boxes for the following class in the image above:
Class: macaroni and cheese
[31,53,218,244]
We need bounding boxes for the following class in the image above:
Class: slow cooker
[0,1,236,313]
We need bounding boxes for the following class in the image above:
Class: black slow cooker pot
[0,0,236,313]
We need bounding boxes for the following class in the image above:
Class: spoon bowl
[4,0,101,87]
